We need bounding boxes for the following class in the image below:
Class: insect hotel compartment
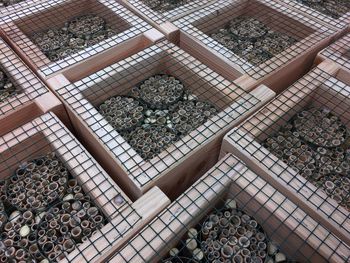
[0,0,152,78]
[0,36,68,136]
[0,112,169,262]
[280,0,350,31]
[319,32,350,76]
[123,0,215,26]
[172,0,335,89]
[54,39,275,200]
[108,153,350,263]
[221,63,350,246]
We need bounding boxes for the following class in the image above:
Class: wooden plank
[220,65,350,245]
[173,0,335,93]
[47,39,275,200]
[109,154,350,262]
[0,0,152,79]
[0,112,170,262]
[0,37,69,135]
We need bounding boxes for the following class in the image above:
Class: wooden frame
[317,32,350,77]
[0,112,170,262]
[169,0,335,93]
[0,0,43,17]
[0,0,152,79]
[280,0,350,32]
[108,153,350,263]
[121,0,216,27]
[45,39,275,200]
[220,61,350,245]
[0,37,68,136]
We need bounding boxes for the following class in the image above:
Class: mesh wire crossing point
[124,0,215,25]
[320,33,350,74]
[0,0,152,78]
[280,0,350,30]
[0,112,170,262]
[222,65,350,246]
[108,154,350,263]
[55,39,273,199]
[0,37,48,116]
[174,0,335,80]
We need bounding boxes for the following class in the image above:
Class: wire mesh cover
[280,0,350,29]
[110,154,350,263]
[0,0,151,77]
[321,33,350,73]
[174,0,334,80]
[0,112,140,262]
[126,0,214,24]
[57,40,260,188]
[0,37,47,116]
[227,66,350,241]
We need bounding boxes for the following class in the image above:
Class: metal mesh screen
[125,0,215,25]
[226,66,350,245]
[280,0,350,30]
[321,33,350,73]
[109,154,350,262]
[174,0,334,80]
[56,39,263,194]
[0,112,142,262]
[0,37,48,116]
[0,0,152,77]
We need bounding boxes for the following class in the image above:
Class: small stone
[225,199,237,209]
[275,252,287,262]
[20,225,30,237]
[63,194,74,201]
[9,211,21,222]
[268,242,278,256]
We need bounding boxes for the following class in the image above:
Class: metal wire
[108,154,350,262]
[227,66,350,247]
[174,0,335,80]
[0,112,140,262]
[321,33,350,73]
[0,36,48,116]
[0,0,152,77]
[56,40,260,194]
[125,0,215,24]
[280,0,350,30]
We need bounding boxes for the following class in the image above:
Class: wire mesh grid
[0,112,145,262]
[225,65,350,244]
[0,0,41,16]
[109,153,350,263]
[56,39,265,196]
[0,36,48,116]
[280,0,350,30]
[320,33,350,74]
[125,0,216,25]
[0,0,152,77]
[174,0,335,80]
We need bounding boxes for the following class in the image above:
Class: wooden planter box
[169,0,335,93]
[121,0,215,27]
[220,62,350,246]
[0,112,170,262]
[0,37,68,136]
[108,153,350,263]
[46,39,275,200]
[0,0,152,79]
[317,32,350,77]
[280,0,349,32]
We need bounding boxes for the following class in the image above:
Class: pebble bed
[163,200,288,263]
[263,108,350,211]
[0,68,18,103]
[0,152,108,262]
[32,14,116,62]
[211,16,297,66]
[140,0,192,12]
[98,74,218,160]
